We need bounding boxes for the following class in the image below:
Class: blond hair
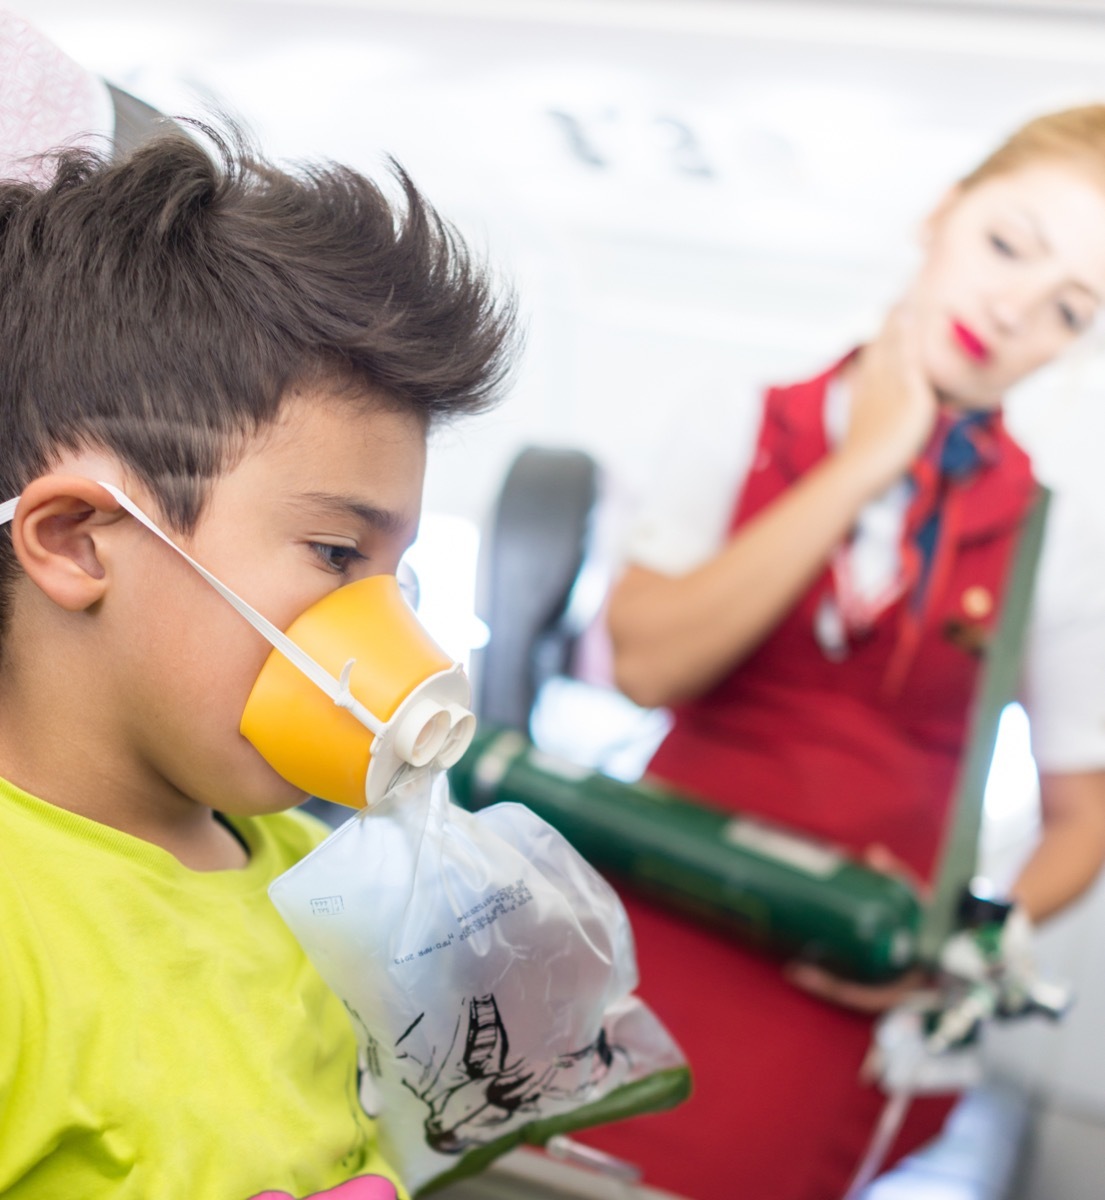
[960,104,1105,191]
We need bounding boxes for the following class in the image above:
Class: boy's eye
[310,542,366,575]
[989,232,1017,258]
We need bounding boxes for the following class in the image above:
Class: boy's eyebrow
[292,491,411,535]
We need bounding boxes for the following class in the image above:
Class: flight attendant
[582,106,1105,1199]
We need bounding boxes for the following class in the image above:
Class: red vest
[583,365,1038,1199]
[648,360,1037,882]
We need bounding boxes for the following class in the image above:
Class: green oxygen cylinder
[449,725,923,984]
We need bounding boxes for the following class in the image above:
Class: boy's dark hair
[0,124,516,633]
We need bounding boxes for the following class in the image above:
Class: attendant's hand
[784,962,930,1014]
[786,842,933,1014]
[839,303,939,496]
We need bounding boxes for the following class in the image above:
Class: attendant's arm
[611,459,894,708]
[1012,490,1105,924]
[610,306,938,709]
[1010,770,1105,921]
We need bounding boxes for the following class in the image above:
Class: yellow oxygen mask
[239,573,474,807]
[0,482,476,808]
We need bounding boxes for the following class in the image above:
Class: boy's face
[101,385,428,818]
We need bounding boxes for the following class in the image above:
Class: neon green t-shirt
[0,777,406,1200]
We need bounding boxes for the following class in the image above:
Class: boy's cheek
[184,731,308,817]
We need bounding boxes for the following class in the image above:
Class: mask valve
[393,699,453,768]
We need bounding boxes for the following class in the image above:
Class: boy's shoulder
[0,776,334,894]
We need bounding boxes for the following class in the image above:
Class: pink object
[0,11,113,183]
[250,1177,399,1200]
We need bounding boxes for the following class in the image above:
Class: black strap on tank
[918,486,1052,964]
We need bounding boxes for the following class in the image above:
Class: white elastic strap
[0,484,387,737]
[842,1086,914,1200]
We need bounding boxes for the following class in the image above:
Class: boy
[0,126,515,1198]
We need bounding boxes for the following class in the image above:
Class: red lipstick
[951,320,990,363]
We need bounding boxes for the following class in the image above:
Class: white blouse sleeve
[621,387,766,577]
[1023,488,1105,773]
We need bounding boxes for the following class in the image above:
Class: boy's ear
[10,476,125,612]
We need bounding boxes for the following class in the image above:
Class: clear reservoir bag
[269,770,689,1196]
